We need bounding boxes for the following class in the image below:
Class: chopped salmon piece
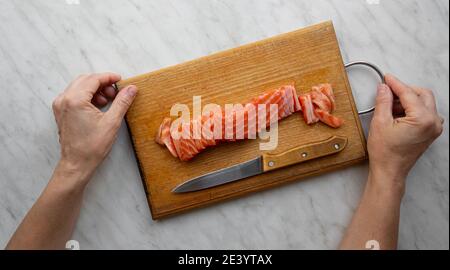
[299,94,319,124]
[155,117,178,158]
[310,89,332,112]
[313,84,336,112]
[314,109,344,128]
[300,84,343,128]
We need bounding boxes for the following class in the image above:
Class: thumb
[373,84,394,123]
[107,85,138,121]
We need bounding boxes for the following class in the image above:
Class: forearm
[6,73,135,249]
[339,170,405,250]
[6,160,92,250]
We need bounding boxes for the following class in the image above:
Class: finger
[373,84,394,123]
[106,85,138,123]
[52,93,64,123]
[71,72,121,97]
[52,93,63,113]
[385,74,422,112]
[410,86,438,113]
[102,86,117,100]
[89,72,121,89]
[92,93,108,108]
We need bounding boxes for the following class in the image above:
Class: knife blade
[172,135,347,193]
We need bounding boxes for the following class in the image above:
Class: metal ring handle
[345,61,385,115]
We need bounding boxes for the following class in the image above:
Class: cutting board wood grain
[117,21,367,219]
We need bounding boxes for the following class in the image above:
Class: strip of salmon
[314,109,344,128]
[312,84,336,112]
[310,89,332,112]
[298,84,344,128]
[299,94,319,124]
[155,117,178,158]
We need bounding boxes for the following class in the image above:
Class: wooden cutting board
[117,21,367,220]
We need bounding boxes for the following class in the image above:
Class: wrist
[51,158,96,191]
[367,167,406,199]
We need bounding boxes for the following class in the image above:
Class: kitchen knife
[172,135,348,193]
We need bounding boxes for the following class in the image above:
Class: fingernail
[127,85,137,97]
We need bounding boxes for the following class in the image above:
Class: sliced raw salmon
[310,89,332,112]
[156,83,343,161]
[299,94,319,124]
[314,109,344,128]
[313,84,335,112]
[155,117,178,158]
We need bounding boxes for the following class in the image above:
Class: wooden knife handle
[262,136,348,172]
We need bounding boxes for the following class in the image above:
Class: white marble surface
[0,0,448,249]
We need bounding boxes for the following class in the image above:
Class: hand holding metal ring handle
[344,61,385,115]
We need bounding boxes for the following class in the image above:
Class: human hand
[367,74,443,192]
[52,73,137,185]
